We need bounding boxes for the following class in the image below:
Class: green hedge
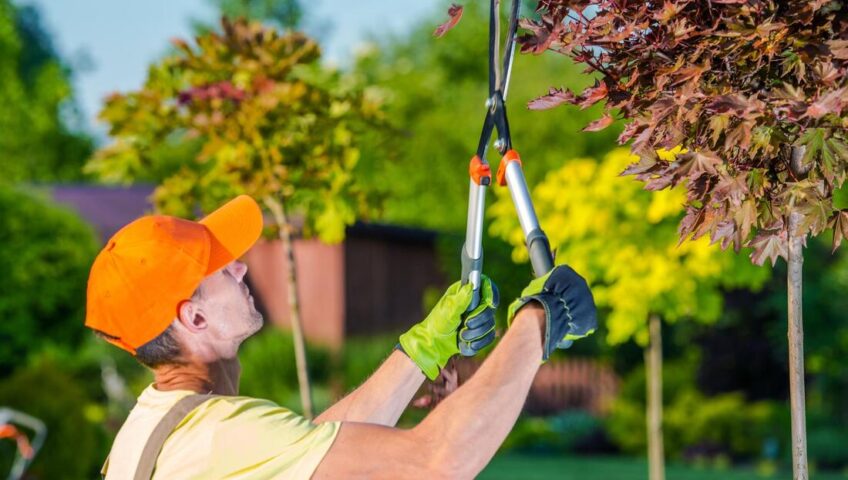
[0,185,98,375]
[605,360,780,461]
[238,330,406,416]
[237,328,332,414]
[337,335,396,391]
[0,358,106,479]
[500,411,604,454]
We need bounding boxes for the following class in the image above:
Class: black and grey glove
[458,278,499,357]
[507,265,597,361]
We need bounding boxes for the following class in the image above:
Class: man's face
[195,261,263,345]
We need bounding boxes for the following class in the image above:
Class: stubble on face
[246,293,264,334]
[238,277,264,335]
[201,266,265,345]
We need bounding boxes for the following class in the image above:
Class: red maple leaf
[434,4,464,38]
[528,87,577,110]
[577,80,609,110]
[830,211,848,252]
[804,88,847,119]
[748,229,788,266]
[710,220,740,251]
[828,40,848,60]
[583,113,615,132]
[518,18,562,54]
[617,120,645,145]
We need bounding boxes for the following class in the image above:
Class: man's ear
[177,300,208,333]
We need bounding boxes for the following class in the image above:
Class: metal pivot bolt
[493,138,505,152]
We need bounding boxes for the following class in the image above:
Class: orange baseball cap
[85,195,264,354]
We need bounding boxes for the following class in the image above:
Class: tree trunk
[645,313,665,480]
[787,210,808,480]
[264,196,314,419]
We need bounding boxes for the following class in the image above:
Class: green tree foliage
[0,184,99,375]
[208,0,303,29]
[0,359,104,480]
[88,18,382,243]
[0,0,92,182]
[760,239,848,424]
[802,246,848,422]
[606,360,779,460]
[492,148,769,344]
[237,329,331,414]
[337,335,397,391]
[352,1,620,232]
[491,147,768,476]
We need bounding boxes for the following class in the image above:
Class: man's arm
[315,277,498,426]
[312,305,546,479]
[314,349,425,425]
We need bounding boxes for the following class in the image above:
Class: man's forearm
[313,304,547,479]
[315,350,425,425]
[414,305,544,478]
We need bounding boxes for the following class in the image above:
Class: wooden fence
[443,357,620,416]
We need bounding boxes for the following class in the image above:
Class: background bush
[0,358,106,479]
[804,408,848,470]
[238,328,332,414]
[605,358,780,461]
[337,335,396,391]
[0,185,98,375]
[500,411,606,454]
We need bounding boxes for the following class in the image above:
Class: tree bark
[787,209,808,480]
[645,313,665,480]
[264,196,314,419]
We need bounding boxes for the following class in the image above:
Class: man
[89,195,596,479]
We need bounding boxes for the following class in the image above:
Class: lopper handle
[526,228,554,278]
[460,156,491,312]
[499,149,555,278]
[460,242,482,312]
[458,156,491,356]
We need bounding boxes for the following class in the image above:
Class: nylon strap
[133,393,218,480]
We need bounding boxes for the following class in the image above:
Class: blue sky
[21,0,439,136]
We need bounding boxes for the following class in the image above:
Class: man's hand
[315,288,546,480]
[399,276,498,380]
[507,265,597,361]
[458,278,499,357]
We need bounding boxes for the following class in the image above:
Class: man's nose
[229,261,248,281]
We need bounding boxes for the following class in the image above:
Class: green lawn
[479,454,848,480]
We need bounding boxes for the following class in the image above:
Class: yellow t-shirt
[103,385,339,479]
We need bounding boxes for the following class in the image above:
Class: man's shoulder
[176,394,340,478]
[196,394,287,418]
[205,394,276,408]
[184,394,321,435]
[107,391,338,480]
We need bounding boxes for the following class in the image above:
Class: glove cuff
[508,293,565,362]
[398,329,444,381]
[522,294,556,361]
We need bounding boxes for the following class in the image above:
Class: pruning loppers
[458,0,555,355]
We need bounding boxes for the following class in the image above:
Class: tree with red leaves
[521,1,848,479]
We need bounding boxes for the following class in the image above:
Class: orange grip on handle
[469,155,492,186]
[496,149,522,186]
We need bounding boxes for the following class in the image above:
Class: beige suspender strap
[133,394,218,480]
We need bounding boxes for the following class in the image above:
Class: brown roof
[49,184,154,242]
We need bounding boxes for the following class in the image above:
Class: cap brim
[199,195,264,275]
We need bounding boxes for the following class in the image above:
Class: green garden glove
[507,265,597,361]
[400,276,498,380]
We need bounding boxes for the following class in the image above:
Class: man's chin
[249,313,264,334]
